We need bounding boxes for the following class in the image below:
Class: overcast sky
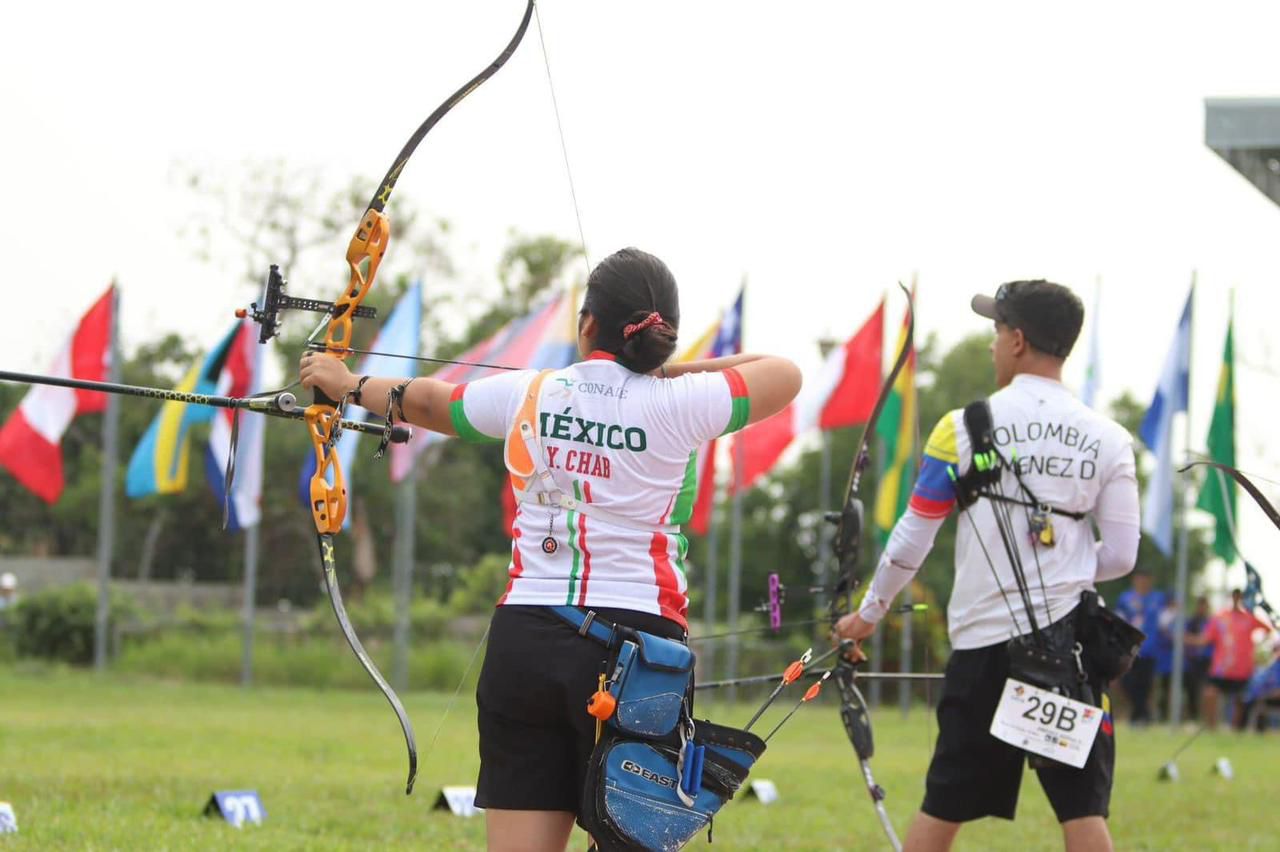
[3,1,1279,592]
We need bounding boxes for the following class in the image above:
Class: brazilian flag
[1195,313,1235,563]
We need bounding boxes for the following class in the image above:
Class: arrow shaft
[0,369,407,441]
[695,669,943,691]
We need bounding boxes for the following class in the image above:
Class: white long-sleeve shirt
[859,374,1140,649]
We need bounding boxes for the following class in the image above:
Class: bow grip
[305,404,347,534]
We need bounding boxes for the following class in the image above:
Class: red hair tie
[623,311,666,340]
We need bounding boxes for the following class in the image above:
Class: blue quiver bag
[609,631,695,738]
[582,720,765,852]
[549,608,764,850]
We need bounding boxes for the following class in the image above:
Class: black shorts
[1208,676,1249,696]
[473,604,685,813]
[921,634,1115,824]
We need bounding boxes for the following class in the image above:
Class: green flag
[1195,315,1235,563]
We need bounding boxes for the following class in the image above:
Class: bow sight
[237,265,378,345]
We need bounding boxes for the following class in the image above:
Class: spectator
[1115,568,1168,724]
[1183,596,1213,721]
[0,572,17,610]
[1193,589,1271,731]
[0,573,17,634]
[1154,597,1177,721]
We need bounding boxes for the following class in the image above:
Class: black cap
[971,280,1084,359]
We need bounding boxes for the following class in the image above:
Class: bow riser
[321,209,391,355]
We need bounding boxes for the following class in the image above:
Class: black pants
[1184,657,1210,721]
[1241,696,1280,732]
[922,621,1115,824]
[473,605,684,813]
[1123,656,1156,723]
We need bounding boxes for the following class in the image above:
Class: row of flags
[0,278,1245,572]
[0,283,586,534]
[0,281,911,543]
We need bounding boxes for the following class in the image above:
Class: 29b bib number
[990,678,1102,769]
[1020,694,1080,732]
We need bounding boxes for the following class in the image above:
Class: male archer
[836,280,1140,852]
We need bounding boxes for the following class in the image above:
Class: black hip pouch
[1006,615,1093,706]
[1074,589,1146,682]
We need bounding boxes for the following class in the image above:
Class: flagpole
[393,464,418,693]
[870,534,885,708]
[899,274,919,718]
[94,286,121,672]
[815,338,837,619]
[725,278,747,704]
[1170,272,1195,728]
[701,469,720,682]
[240,524,260,686]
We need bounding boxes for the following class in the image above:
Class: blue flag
[1139,288,1192,555]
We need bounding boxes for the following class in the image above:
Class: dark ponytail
[582,247,680,374]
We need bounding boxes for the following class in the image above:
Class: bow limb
[835,668,902,851]
[1177,460,1280,625]
[1177,460,1280,531]
[299,0,537,796]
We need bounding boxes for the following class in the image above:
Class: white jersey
[903,374,1138,649]
[450,353,750,627]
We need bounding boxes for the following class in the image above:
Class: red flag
[0,286,114,503]
[817,299,884,429]
[732,298,884,492]
[687,437,719,535]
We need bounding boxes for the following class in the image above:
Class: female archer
[301,247,801,852]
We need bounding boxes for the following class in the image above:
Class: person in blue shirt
[1183,596,1214,721]
[1114,568,1168,724]
[1153,597,1177,721]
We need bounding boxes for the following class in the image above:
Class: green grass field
[1,666,1274,850]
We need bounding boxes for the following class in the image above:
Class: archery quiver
[950,401,1003,510]
[551,607,765,852]
[582,721,764,852]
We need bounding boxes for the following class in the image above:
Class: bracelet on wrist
[352,375,371,405]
